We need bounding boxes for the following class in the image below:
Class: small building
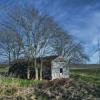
[51,56,69,80]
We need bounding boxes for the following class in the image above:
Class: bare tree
[0,32,12,64]
[0,15,24,63]
[0,5,89,80]
[6,7,62,80]
[51,31,89,64]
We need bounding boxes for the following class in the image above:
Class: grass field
[0,64,100,86]
[0,65,100,86]
[71,69,100,86]
[0,66,100,100]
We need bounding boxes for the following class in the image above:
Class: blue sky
[0,0,100,63]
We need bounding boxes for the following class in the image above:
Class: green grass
[0,76,46,87]
[71,69,100,86]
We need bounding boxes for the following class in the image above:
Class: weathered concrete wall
[51,62,69,80]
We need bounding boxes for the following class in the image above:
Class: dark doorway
[60,68,63,74]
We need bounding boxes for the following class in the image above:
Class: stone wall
[51,62,69,80]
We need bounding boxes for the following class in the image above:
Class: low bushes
[35,78,100,100]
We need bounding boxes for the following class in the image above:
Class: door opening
[60,68,63,74]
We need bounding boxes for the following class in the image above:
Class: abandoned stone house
[51,56,69,80]
[8,56,69,80]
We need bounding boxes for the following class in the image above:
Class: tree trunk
[8,52,11,65]
[13,50,16,61]
[40,58,43,80]
[27,66,30,79]
[35,58,39,80]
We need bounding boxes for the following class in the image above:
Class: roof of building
[53,56,66,62]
